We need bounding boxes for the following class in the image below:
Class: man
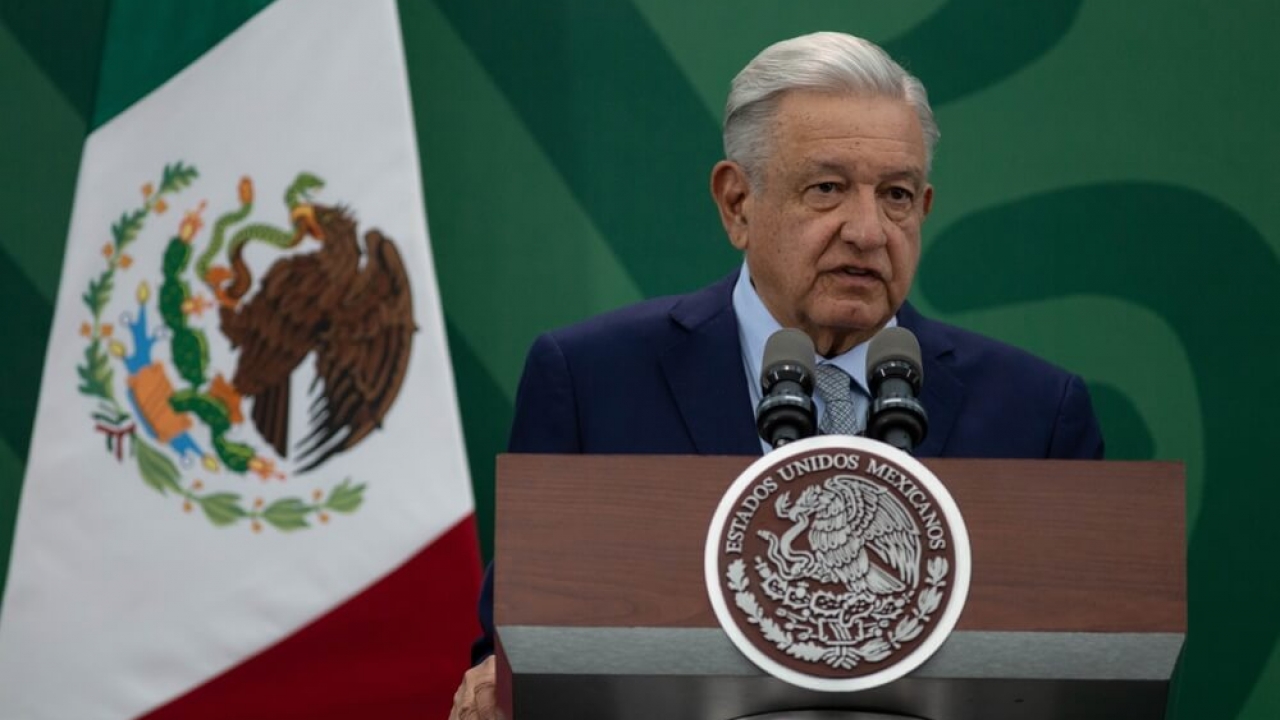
[449,31,1102,719]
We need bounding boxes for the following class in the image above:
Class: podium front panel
[495,455,1185,719]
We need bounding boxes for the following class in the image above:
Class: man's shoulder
[539,272,737,352]
[901,303,1103,459]
[901,303,1078,384]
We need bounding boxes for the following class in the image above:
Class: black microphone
[756,329,817,449]
[866,327,928,453]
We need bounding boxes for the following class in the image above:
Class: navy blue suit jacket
[472,272,1103,662]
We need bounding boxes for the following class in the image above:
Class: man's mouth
[834,265,882,281]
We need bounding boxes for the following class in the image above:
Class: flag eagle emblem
[76,164,416,531]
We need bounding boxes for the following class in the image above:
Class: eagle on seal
[217,202,416,472]
[765,475,921,597]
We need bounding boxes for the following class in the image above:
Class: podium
[494,454,1185,720]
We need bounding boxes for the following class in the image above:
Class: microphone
[756,329,817,449]
[866,327,928,453]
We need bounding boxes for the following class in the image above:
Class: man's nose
[838,188,888,250]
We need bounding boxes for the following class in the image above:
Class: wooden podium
[494,454,1185,720]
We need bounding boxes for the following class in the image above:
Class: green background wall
[2,1,1277,718]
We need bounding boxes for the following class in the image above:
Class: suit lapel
[897,303,965,457]
[659,273,762,455]
[654,280,963,458]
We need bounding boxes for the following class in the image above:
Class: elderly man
[449,31,1102,719]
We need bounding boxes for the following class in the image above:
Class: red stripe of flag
[142,515,481,719]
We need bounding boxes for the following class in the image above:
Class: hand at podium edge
[449,655,500,720]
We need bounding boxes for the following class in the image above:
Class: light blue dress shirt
[731,264,896,451]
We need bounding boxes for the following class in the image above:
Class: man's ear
[710,160,752,250]
[921,183,934,219]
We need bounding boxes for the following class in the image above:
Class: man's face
[713,91,933,357]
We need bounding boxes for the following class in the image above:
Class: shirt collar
[732,262,895,397]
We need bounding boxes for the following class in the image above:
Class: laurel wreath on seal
[727,555,948,669]
[75,162,366,532]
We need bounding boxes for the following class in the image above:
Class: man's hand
[449,655,500,720]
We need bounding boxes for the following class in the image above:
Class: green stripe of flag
[91,0,272,129]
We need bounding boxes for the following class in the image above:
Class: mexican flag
[0,0,480,717]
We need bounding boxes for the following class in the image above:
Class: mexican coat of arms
[706,436,971,691]
[77,164,415,532]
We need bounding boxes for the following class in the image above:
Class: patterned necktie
[813,364,866,436]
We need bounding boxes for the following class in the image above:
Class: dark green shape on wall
[1087,382,1155,460]
[91,0,272,128]
[920,182,1280,720]
[0,0,110,122]
[0,253,50,462]
[433,0,737,299]
[444,320,513,563]
[885,0,1083,105]
[0,251,53,605]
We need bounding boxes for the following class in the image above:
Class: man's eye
[813,182,840,194]
[886,187,914,203]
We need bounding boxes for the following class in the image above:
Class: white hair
[723,32,940,184]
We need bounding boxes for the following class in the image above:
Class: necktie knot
[813,364,866,436]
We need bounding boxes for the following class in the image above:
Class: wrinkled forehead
[764,91,927,168]
[770,90,923,139]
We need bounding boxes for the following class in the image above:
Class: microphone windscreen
[867,327,924,379]
[761,328,816,384]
